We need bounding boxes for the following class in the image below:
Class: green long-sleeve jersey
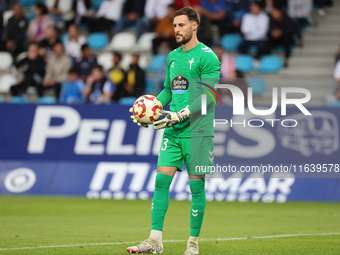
[157,42,221,137]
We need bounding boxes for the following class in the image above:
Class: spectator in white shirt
[88,0,125,33]
[45,0,73,25]
[65,24,86,59]
[74,0,92,26]
[143,0,174,32]
[238,0,269,60]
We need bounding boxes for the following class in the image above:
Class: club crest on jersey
[171,74,189,94]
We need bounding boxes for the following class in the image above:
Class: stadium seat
[146,54,167,72]
[220,34,242,51]
[119,97,137,105]
[145,77,156,94]
[3,10,14,27]
[16,0,36,8]
[106,32,136,51]
[235,55,254,73]
[256,55,283,73]
[87,33,108,50]
[0,74,16,93]
[325,100,340,107]
[135,33,156,52]
[38,96,57,104]
[0,52,13,71]
[92,0,105,9]
[98,52,113,71]
[11,96,29,104]
[246,77,267,96]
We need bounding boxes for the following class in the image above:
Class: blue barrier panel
[0,161,56,195]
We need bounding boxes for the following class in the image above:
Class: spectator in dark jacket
[109,52,126,101]
[38,25,61,60]
[10,43,46,97]
[3,3,28,57]
[269,6,302,67]
[115,0,146,38]
[74,44,98,81]
[83,65,115,104]
[124,54,146,98]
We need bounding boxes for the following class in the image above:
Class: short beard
[176,30,193,45]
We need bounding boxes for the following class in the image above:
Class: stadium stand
[0,0,338,106]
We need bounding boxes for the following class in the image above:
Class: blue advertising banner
[0,104,339,201]
[0,160,339,202]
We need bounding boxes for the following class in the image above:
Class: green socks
[189,179,206,237]
[151,173,173,231]
[151,174,206,237]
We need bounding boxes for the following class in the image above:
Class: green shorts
[157,135,214,175]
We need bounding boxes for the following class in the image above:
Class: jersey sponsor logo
[171,74,189,94]
[171,61,175,67]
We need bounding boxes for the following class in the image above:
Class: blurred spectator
[2,3,28,57]
[269,6,302,67]
[225,0,251,33]
[288,0,312,29]
[144,0,174,32]
[197,0,228,36]
[74,0,92,26]
[74,44,98,81]
[88,0,125,33]
[109,52,126,101]
[27,4,54,43]
[115,0,146,39]
[214,45,236,79]
[238,0,269,61]
[10,43,46,97]
[45,0,73,25]
[152,4,177,55]
[174,0,200,9]
[334,60,340,100]
[43,42,72,99]
[83,65,115,104]
[65,24,86,59]
[59,67,85,104]
[124,54,146,98]
[38,26,61,60]
[334,45,340,65]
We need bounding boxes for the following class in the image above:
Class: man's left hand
[153,105,191,130]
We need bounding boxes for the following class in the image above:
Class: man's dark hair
[113,51,122,61]
[81,44,89,52]
[93,65,103,72]
[173,6,200,26]
[36,3,49,15]
[69,67,79,75]
[253,0,266,10]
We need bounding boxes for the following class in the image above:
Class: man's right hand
[129,107,149,128]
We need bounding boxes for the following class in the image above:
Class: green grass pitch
[0,196,340,254]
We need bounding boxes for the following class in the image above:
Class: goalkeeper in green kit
[127,6,220,255]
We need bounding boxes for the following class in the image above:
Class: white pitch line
[0,233,339,251]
